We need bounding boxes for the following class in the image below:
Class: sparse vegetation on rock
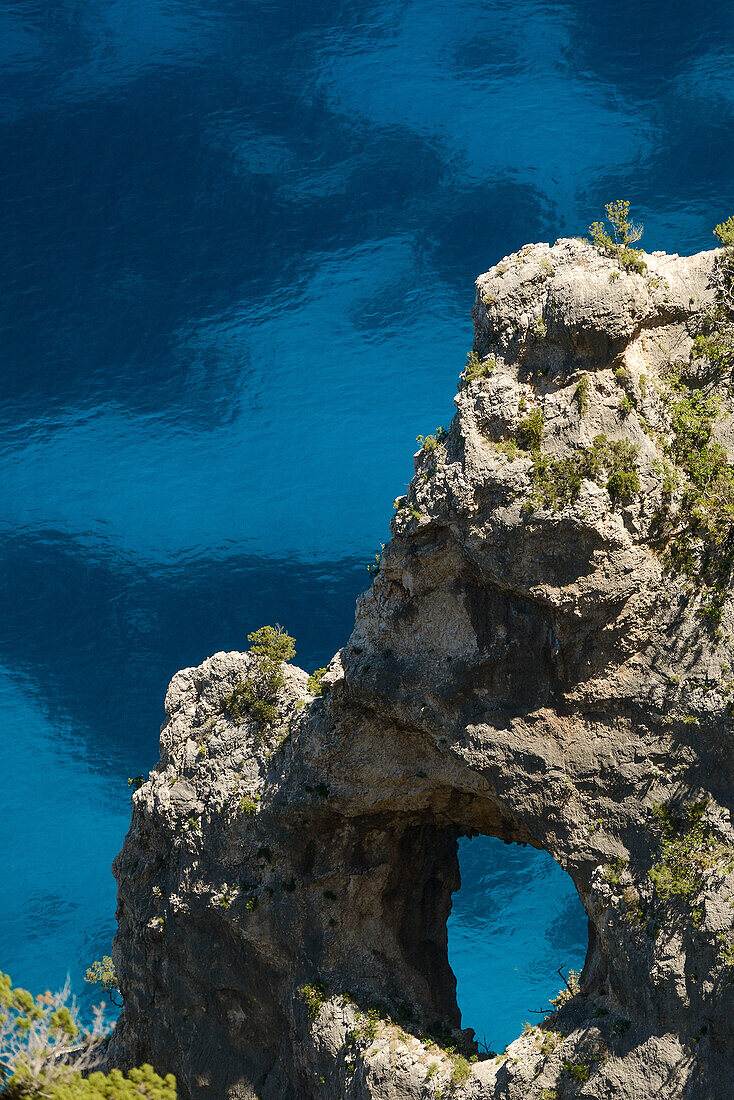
[307,668,327,695]
[224,625,295,727]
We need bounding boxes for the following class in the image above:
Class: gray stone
[109,238,734,1099]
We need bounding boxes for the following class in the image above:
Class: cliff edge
[109,237,734,1100]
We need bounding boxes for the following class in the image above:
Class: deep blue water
[2,0,733,1051]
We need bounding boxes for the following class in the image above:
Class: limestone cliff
[109,238,734,1100]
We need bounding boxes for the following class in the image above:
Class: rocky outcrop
[110,238,734,1100]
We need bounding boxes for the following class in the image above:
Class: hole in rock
[447,835,587,1053]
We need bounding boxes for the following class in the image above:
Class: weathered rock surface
[110,238,734,1100]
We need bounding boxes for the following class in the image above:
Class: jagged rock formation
[110,238,734,1100]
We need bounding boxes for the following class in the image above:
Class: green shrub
[718,935,734,965]
[449,1053,471,1087]
[350,1007,380,1046]
[689,217,734,376]
[563,1061,591,1083]
[224,625,296,728]
[648,800,734,907]
[715,215,734,248]
[247,625,295,663]
[601,858,627,887]
[463,351,494,385]
[84,958,120,1007]
[549,968,581,1009]
[529,434,639,510]
[43,1065,177,1098]
[225,680,278,725]
[307,668,327,695]
[300,983,327,1021]
[657,380,734,597]
[573,373,589,416]
[531,452,584,509]
[238,794,260,816]
[416,427,448,453]
[516,408,544,451]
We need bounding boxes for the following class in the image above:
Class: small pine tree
[224,625,297,727]
[589,201,646,273]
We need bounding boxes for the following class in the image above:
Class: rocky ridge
[109,237,734,1100]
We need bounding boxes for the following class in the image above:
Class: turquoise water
[448,838,586,1050]
[1,0,732,1046]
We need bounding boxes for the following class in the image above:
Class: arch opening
[447,834,588,1053]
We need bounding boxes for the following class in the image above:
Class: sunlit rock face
[110,239,734,1100]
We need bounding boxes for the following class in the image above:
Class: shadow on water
[0,532,366,772]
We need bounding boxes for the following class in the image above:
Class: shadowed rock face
[110,238,734,1099]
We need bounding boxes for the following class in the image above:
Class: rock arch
[111,240,734,1099]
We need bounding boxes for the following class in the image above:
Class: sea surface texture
[2,0,732,1051]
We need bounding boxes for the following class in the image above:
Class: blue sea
[2,0,733,1053]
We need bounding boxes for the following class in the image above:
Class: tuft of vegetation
[530,434,640,510]
[649,252,734,605]
[718,935,734,966]
[463,351,495,385]
[238,793,260,816]
[516,408,544,451]
[0,972,176,1099]
[307,668,327,696]
[573,373,590,416]
[224,626,296,728]
[549,969,581,1010]
[44,1066,177,1098]
[299,982,327,1021]
[84,958,120,1007]
[535,1028,561,1056]
[416,427,448,453]
[589,200,647,274]
[603,439,640,501]
[654,370,734,610]
[601,858,628,887]
[563,1061,591,1083]
[247,625,296,663]
[347,1007,381,1048]
[690,217,734,375]
[366,549,382,576]
[648,800,734,910]
[448,1053,471,1087]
